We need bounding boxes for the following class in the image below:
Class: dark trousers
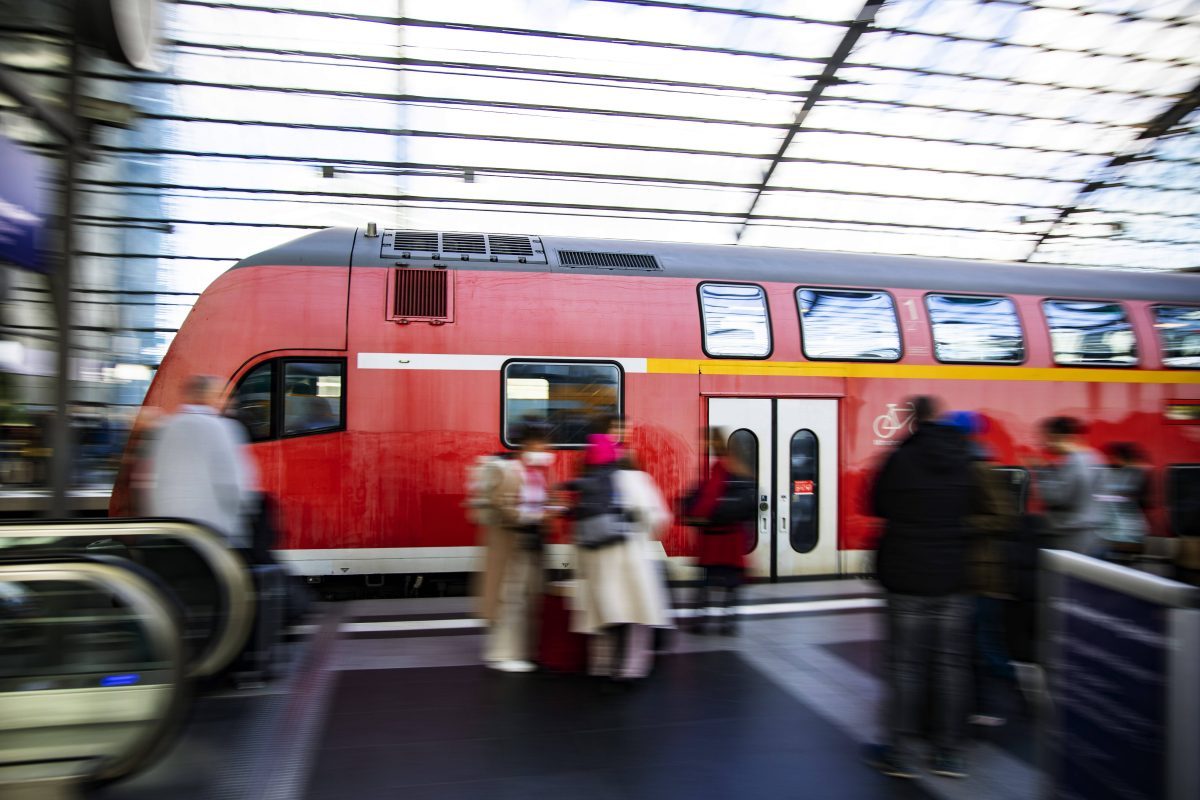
[695,566,742,626]
[885,593,971,754]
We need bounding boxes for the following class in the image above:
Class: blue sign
[0,134,45,272]
[1049,575,1167,800]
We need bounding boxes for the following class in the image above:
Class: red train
[112,227,1200,580]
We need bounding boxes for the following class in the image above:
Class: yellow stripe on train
[645,358,1200,384]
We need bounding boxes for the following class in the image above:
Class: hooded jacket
[871,422,975,596]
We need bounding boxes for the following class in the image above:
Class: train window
[926,294,1025,363]
[503,361,621,448]
[796,289,901,361]
[726,428,759,554]
[1166,465,1200,537]
[228,362,274,442]
[282,361,345,437]
[789,429,819,554]
[1152,305,1200,368]
[1042,300,1137,366]
[698,283,771,358]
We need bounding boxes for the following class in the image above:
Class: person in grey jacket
[148,375,259,550]
[1033,416,1104,555]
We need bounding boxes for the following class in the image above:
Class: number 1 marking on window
[903,298,920,321]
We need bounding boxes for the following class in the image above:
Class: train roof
[234,227,1200,304]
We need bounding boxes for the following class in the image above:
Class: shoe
[968,713,1006,727]
[930,751,967,779]
[487,660,536,673]
[864,744,917,779]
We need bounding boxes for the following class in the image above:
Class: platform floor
[89,580,1039,800]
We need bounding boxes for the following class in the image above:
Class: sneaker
[930,751,967,779]
[864,744,917,779]
[968,713,1006,727]
[487,660,536,673]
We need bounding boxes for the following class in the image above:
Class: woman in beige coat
[475,424,554,672]
[572,452,673,682]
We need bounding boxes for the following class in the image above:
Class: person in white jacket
[573,451,673,683]
[148,375,259,550]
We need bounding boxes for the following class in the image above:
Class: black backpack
[708,478,758,527]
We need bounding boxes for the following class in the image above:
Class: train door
[707,398,839,579]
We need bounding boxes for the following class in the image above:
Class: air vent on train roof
[379,230,547,264]
[557,250,661,271]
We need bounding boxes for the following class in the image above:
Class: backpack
[464,455,507,526]
[709,478,758,526]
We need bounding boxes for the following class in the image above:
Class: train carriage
[111,227,1200,581]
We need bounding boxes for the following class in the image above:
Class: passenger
[571,448,673,685]
[868,395,974,780]
[1097,442,1151,556]
[944,411,1019,728]
[1032,416,1104,555]
[680,428,755,636]
[147,375,258,553]
[284,378,337,433]
[475,422,553,673]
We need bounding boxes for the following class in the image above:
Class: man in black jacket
[869,395,975,780]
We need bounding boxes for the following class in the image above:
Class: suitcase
[235,563,287,687]
[535,582,588,674]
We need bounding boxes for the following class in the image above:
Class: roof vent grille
[391,231,439,253]
[487,235,535,256]
[379,230,546,264]
[393,268,449,320]
[558,250,661,271]
[442,233,486,254]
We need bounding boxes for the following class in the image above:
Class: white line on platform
[328,597,882,635]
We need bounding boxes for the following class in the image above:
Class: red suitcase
[535,582,588,674]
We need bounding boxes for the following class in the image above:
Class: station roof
[144,0,1200,275]
[7,0,1200,281]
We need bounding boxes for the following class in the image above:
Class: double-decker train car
[112,227,1200,581]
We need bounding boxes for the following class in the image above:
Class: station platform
[89,580,1038,800]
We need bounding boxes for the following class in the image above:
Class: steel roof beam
[735,0,886,242]
[1022,77,1200,264]
[164,38,1188,107]
[176,2,830,66]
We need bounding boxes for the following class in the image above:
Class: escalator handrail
[0,560,189,785]
[0,518,255,678]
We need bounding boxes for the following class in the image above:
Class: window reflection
[699,283,771,357]
[1043,300,1137,366]
[283,362,344,436]
[504,362,621,446]
[789,429,818,554]
[926,294,1024,363]
[228,362,273,442]
[1153,305,1200,368]
[797,289,901,361]
[726,428,759,555]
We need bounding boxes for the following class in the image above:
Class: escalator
[0,557,187,793]
[0,519,264,796]
[0,519,256,678]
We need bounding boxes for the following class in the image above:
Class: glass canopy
[144,0,1200,278]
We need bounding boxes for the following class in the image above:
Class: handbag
[574,512,632,550]
[573,471,633,550]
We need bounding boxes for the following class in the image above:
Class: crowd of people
[868,396,1160,781]
[470,414,758,683]
[471,397,1171,780]
[138,374,1177,776]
